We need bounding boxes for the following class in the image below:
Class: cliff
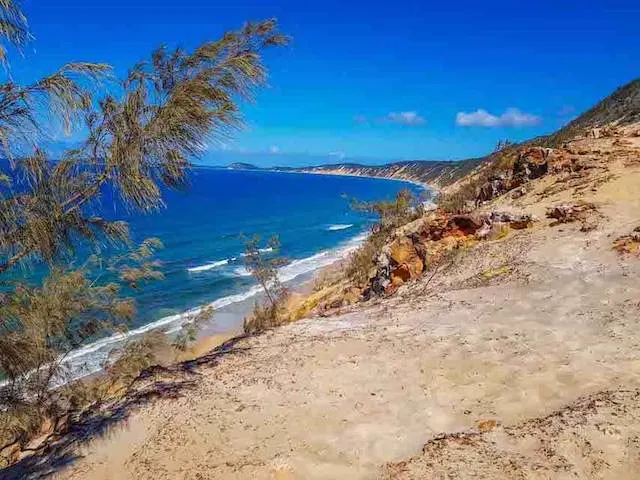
[285,158,484,189]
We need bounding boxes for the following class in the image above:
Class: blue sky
[9,0,640,166]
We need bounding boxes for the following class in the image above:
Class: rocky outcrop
[613,226,640,255]
[474,147,577,206]
[546,202,597,224]
[363,210,535,297]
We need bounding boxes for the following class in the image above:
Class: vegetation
[242,235,289,333]
[436,140,519,213]
[0,0,287,456]
[346,189,421,285]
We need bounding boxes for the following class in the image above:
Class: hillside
[262,77,640,189]
[286,158,484,189]
[539,77,640,147]
[5,79,640,480]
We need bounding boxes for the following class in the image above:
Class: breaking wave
[57,231,368,384]
[187,259,229,272]
[327,224,353,231]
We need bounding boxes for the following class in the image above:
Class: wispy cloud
[269,145,280,154]
[456,108,541,127]
[354,111,426,127]
[386,111,426,126]
[328,151,346,160]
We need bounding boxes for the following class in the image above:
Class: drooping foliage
[242,234,289,333]
[0,0,287,452]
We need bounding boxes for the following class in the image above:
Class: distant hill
[227,162,259,170]
[225,78,640,189]
[281,159,484,189]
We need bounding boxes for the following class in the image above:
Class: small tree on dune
[0,0,287,451]
[242,235,289,333]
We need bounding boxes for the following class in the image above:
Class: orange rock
[389,237,424,279]
[477,419,498,433]
[391,264,412,285]
[389,236,417,264]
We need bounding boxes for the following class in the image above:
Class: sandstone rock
[381,236,425,290]
[489,211,535,229]
[390,237,418,265]
[546,202,596,224]
[446,214,486,236]
[394,216,427,238]
[477,419,498,433]
[390,264,412,286]
[513,147,550,182]
[475,177,508,205]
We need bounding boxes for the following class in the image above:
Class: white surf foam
[327,224,353,231]
[187,259,229,272]
[240,247,273,257]
[233,266,252,277]
[53,231,369,385]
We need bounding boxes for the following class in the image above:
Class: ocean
[61,167,424,378]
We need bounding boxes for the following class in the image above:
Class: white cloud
[456,108,541,127]
[269,145,280,154]
[386,111,426,126]
[329,151,346,160]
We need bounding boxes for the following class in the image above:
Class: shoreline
[222,165,434,193]
[59,224,373,385]
[289,168,432,192]
[55,170,423,384]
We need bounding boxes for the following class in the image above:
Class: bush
[242,235,290,334]
[345,189,422,285]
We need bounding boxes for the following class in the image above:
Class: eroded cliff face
[293,159,484,189]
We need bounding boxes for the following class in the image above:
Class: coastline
[58,169,413,384]
[222,165,434,193]
[289,168,432,192]
[50,148,640,478]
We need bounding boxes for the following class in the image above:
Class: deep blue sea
[64,168,423,376]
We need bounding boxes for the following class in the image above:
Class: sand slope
[5,131,638,480]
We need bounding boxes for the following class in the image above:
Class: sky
[8,0,640,166]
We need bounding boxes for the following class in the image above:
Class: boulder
[390,264,412,286]
[446,214,486,236]
[475,178,508,205]
[489,211,535,229]
[513,147,550,181]
[388,236,424,283]
[390,237,418,265]
[546,202,596,224]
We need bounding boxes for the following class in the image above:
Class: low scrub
[242,235,291,334]
[345,189,424,285]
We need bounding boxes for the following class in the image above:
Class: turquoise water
[63,168,423,376]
